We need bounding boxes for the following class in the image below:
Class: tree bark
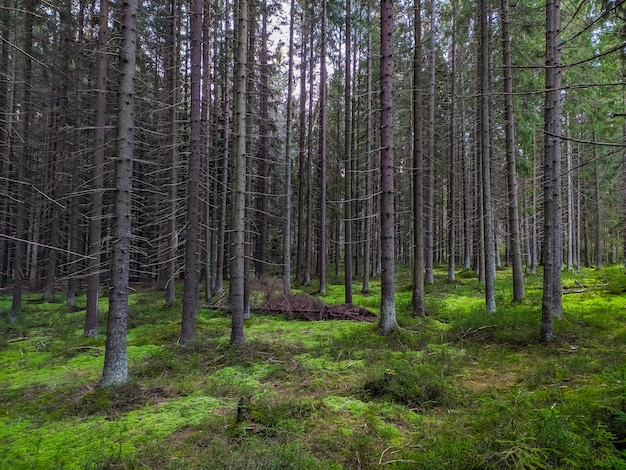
[0,0,13,290]
[10,0,35,323]
[180,0,204,345]
[318,0,328,296]
[501,0,524,301]
[256,0,270,281]
[296,11,308,285]
[622,59,626,268]
[541,0,563,343]
[344,0,353,304]
[203,0,212,301]
[412,0,425,317]
[425,0,435,285]
[531,133,538,274]
[461,84,472,271]
[283,0,295,295]
[101,0,138,388]
[379,0,397,335]
[447,3,457,284]
[566,112,575,271]
[362,2,373,294]
[480,0,496,313]
[304,26,314,287]
[216,0,232,294]
[163,0,178,305]
[230,0,248,345]
[594,134,602,270]
[85,0,109,338]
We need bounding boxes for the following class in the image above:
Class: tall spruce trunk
[461,90,472,271]
[566,112,575,271]
[164,0,178,305]
[10,0,35,323]
[85,0,108,338]
[283,0,295,294]
[425,0,435,285]
[412,0,425,317]
[256,0,270,281]
[0,0,12,290]
[318,0,328,295]
[480,0,496,313]
[379,0,397,335]
[304,27,314,287]
[594,134,602,270]
[216,0,231,294]
[296,14,308,285]
[541,0,563,343]
[531,134,539,274]
[180,0,203,345]
[202,1,212,301]
[101,0,138,387]
[363,2,373,294]
[501,0,524,301]
[230,0,248,345]
[622,57,626,268]
[447,4,457,284]
[344,0,353,304]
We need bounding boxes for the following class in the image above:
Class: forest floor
[1,265,625,469]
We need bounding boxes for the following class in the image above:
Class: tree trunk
[203,0,212,301]
[230,0,248,345]
[531,133,538,274]
[180,0,204,345]
[379,0,397,335]
[44,209,60,300]
[447,3,457,284]
[480,0,496,313]
[85,0,109,338]
[256,0,270,281]
[566,112,575,271]
[594,135,602,270]
[412,0,425,317]
[163,0,178,305]
[344,0,353,304]
[461,87,472,271]
[66,168,80,309]
[10,0,35,323]
[501,0,524,301]
[304,27,314,287]
[296,12,308,285]
[363,2,373,294]
[623,59,626,269]
[101,0,138,388]
[541,0,563,343]
[216,0,232,294]
[0,0,13,290]
[283,0,295,295]
[424,0,435,285]
[318,0,328,296]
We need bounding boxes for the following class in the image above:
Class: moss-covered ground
[1,266,625,469]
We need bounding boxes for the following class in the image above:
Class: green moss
[1,394,231,469]
[2,266,626,468]
[323,396,371,415]
[206,364,270,397]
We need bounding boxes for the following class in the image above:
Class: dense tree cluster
[0,0,624,385]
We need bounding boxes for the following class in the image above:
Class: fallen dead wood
[202,280,377,322]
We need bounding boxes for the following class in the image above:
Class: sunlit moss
[0,394,230,469]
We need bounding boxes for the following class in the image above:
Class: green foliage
[1,267,626,468]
